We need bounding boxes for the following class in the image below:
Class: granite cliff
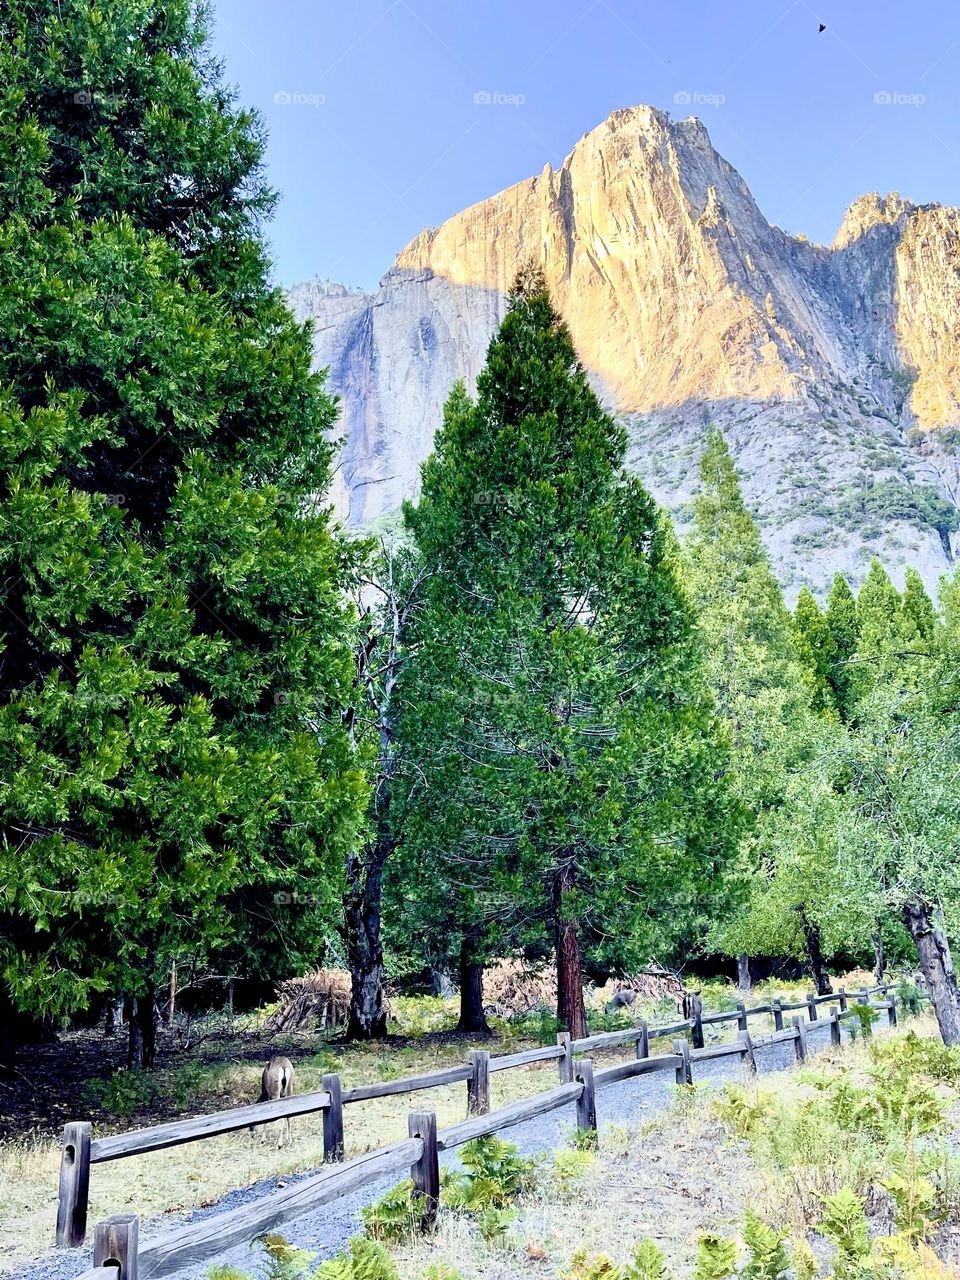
[289,106,960,595]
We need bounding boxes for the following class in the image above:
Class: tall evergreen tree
[685,431,836,992]
[405,275,734,1038]
[824,574,860,721]
[793,587,837,713]
[0,0,366,1064]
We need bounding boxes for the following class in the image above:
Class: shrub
[361,1181,426,1244]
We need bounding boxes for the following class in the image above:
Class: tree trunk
[225,977,235,1014]
[166,959,177,1027]
[126,997,143,1069]
[457,925,489,1034]
[343,824,393,1041]
[799,912,832,995]
[872,932,886,986]
[902,900,960,1046]
[554,862,587,1039]
[736,954,752,992]
[127,979,158,1069]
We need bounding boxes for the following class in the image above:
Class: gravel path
[16,1017,875,1280]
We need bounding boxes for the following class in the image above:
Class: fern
[740,1213,789,1280]
[361,1180,426,1243]
[624,1239,672,1280]
[816,1188,870,1279]
[692,1234,739,1280]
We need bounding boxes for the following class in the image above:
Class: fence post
[806,993,818,1022]
[690,993,704,1050]
[741,1030,757,1074]
[467,1050,490,1116]
[322,1073,344,1162]
[887,995,898,1028]
[408,1112,440,1232]
[574,1058,597,1142]
[557,1032,573,1083]
[838,988,848,1012]
[829,1007,842,1047]
[93,1213,139,1280]
[736,1002,748,1034]
[792,1016,808,1064]
[56,1121,92,1248]
[858,987,870,1006]
[772,1000,784,1032]
[673,1037,693,1086]
[636,1019,649,1060]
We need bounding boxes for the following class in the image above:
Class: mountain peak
[294,106,960,595]
[833,191,919,249]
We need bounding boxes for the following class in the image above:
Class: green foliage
[816,1188,870,1278]
[693,1234,740,1280]
[740,1214,790,1280]
[313,1239,399,1280]
[623,1241,673,1280]
[549,1147,597,1198]
[361,1180,426,1244]
[711,1083,775,1140]
[82,1068,160,1118]
[257,1235,319,1280]
[0,0,366,1030]
[443,1135,538,1211]
[395,276,735,1029]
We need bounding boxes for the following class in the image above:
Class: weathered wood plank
[467,1051,490,1115]
[94,1214,138,1280]
[408,1112,439,1230]
[91,1093,332,1163]
[689,1041,751,1063]
[438,1083,582,1151]
[751,1028,803,1049]
[575,1059,597,1138]
[138,1140,422,1279]
[73,1267,120,1280]
[340,1065,472,1104]
[571,1026,644,1053]
[489,1045,565,1073]
[57,1121,92,1246]
[648,1020,693,1040]
[594,1054,682,1086]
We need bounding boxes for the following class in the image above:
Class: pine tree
[0,0,366,1064]
[901,567,937,647]
[405,275,734,1037]
[793,587,837,713]
[685,431,839,992]
[824,574,860,720]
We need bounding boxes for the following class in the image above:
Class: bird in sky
[819,22,827,32]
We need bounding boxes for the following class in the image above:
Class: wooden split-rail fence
[58,984,910,1280]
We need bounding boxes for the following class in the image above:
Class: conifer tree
[824,574,860,720]
[0,0,366,1064]
[685,431,839,991]
[405,275,733,1037]
[793,587,837,713]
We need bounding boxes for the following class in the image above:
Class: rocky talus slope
[289,106,960,595]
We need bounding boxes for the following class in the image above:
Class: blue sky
[211,0,960,291]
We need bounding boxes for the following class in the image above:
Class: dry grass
[0,982,920,1275]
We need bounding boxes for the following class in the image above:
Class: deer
[250,1055,296,1147]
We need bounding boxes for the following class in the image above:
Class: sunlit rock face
[290,106,960,596]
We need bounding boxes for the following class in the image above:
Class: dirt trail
[13,1017,875,1280]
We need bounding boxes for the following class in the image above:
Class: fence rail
[57,981,907,1253]
[69,984,926,1280]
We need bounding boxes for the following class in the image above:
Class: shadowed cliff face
[288,106,960,597]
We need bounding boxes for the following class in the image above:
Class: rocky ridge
[289,105,960,596]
